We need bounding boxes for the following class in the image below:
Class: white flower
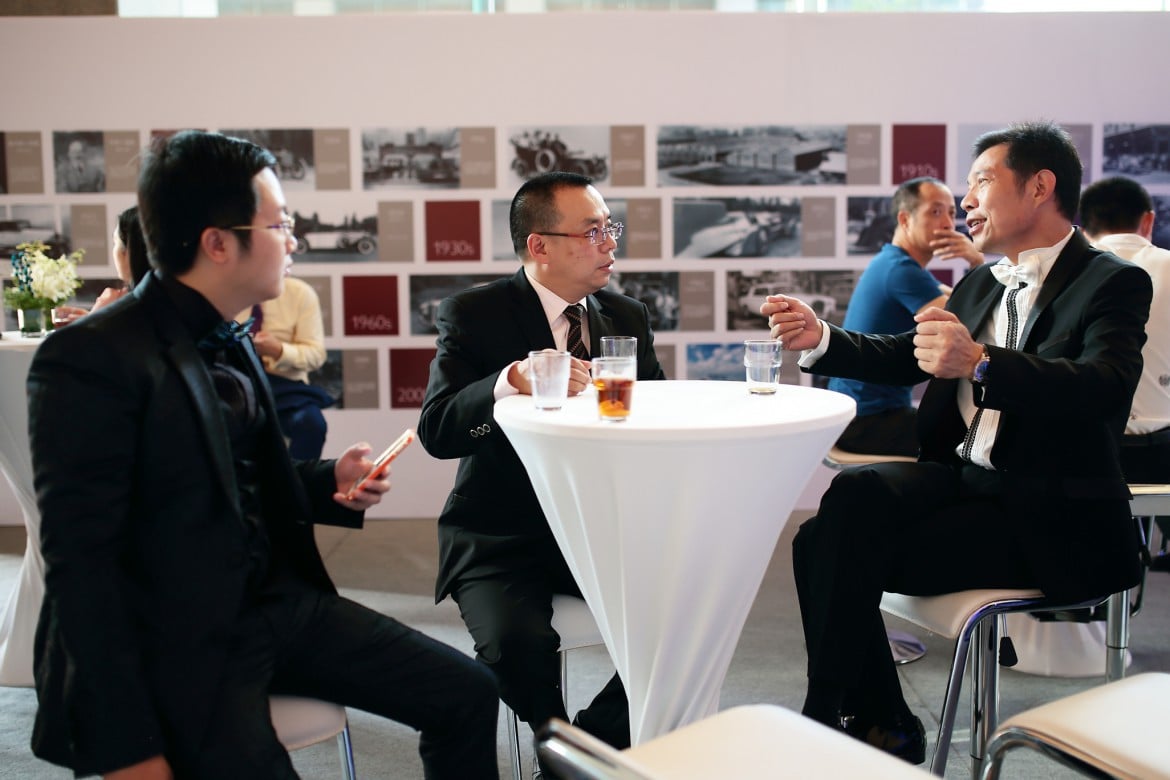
[4,241,85,310]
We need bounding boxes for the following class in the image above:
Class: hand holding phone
[345,428,415,500]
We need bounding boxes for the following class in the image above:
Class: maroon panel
[892,124,946,184]
[389,347,436,409]
[425,200,481,261]
[342,275,398,335]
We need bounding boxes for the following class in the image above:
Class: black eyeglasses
[534,222,623,246]
[225,214,296,236]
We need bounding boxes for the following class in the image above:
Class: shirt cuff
[493,361,523,401]
[796,320,831,369]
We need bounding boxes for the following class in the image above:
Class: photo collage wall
[4,122,1169,412]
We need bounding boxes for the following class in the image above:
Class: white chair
[270,695,356,779]
[822,446,927,664]
[506,594,606,780]
[537,704,936,779]
[880,589,1112,779]
[979,672,1170,780]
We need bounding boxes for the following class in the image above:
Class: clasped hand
[912,307,982,378]
[761,295,822,351]
[508,350,591,396]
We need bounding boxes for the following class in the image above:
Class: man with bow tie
[26,131,498,779]
[763,121,1150,764]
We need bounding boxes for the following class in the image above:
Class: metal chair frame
[270,695,357,780]
[505,595,605,780]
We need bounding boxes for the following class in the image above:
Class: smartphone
[345,428,415,500]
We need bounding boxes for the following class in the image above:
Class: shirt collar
[524,269,588,326]
[1001,226,1075,288]
[156,272,231,344]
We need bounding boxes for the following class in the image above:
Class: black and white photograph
[310,349,345,408]
[0,204,66,257]
[506,126,610,186]
[658,125,847,187]
[491,197,628,261]
[219,128,316,190]
[52,131,106,194]
[608,271,680,332]
[361,127,460,190]
[288,200,378,262]
[1103,124,1170,183]
[409,274,505,336]
[673,197,800,258]
[726,269,858,332]
[1153,195,1170,251]
[846,196,896,256]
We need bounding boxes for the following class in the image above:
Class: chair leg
[968,617,1000,780]
[509,649,570,780]
[1106,589,1130,682]
[336,723,357,780]
[929,627,974,776]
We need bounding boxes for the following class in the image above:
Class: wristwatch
[972,345,991,384]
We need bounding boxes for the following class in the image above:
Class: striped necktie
[564,304,589,360]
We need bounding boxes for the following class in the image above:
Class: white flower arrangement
[4,240,85,312]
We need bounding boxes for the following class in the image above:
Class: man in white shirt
[1081,175,1170,570]
[763,122,1150,764]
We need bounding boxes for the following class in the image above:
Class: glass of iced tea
[591,356,636,422]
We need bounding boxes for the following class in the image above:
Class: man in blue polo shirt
[831,177,983,455]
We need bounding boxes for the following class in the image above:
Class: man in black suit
[764,122,1150,764]
[419,172,665,754]
[28,131,498,779]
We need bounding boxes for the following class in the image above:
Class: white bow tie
[989,258,1040,289]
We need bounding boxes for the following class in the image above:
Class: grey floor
[1,515,1167,780]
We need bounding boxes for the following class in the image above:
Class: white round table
[494,380,854,744]
[0,333,43,686]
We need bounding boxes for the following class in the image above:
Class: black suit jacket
[26,273,363,775]
[810,231,1150,602]
[418,269,664,601]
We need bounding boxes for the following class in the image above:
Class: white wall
[1,12,1167,523]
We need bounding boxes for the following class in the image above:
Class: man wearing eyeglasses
[419,172,665,764]
[26,131,498,779]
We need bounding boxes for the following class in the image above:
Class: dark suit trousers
[793,461,1036,726]
[450,548,631,750]
[834,407,919,457]
[169,586,499,780]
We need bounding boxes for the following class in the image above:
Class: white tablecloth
[495,380,854,744]
[0,333,43,686]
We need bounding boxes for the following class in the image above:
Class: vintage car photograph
[507,126,610,186]
[361,127,461,190]
[290,203,379,262]
[409,274,504,335]
[220,128,316,191]
[726,269,858,331]
[673,197,800,258]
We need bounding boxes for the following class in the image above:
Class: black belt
[1122,428,1170,447]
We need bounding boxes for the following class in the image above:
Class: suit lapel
[1019,231,1090,350]
[953,268,1003,340]
[168,338,239,506]
[586,293,615,355]
[510,270,557,352]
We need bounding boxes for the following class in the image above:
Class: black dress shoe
[1150,552,1170,573]
[842,713,927,765]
